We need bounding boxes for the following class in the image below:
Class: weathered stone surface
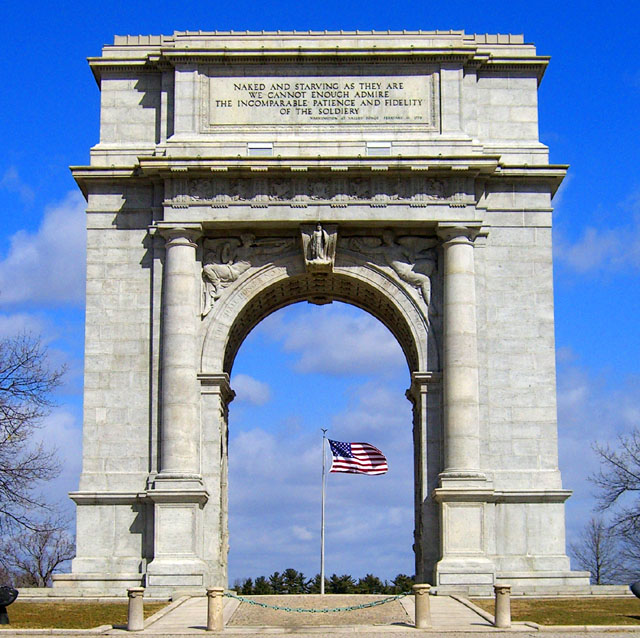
[59,30,589,596]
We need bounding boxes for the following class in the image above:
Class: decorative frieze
[166,175,470,208]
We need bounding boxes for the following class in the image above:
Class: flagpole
[320,428,327,595]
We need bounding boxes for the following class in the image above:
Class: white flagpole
[320,429,327,595]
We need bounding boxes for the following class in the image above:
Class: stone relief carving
[201,234,296,316]
[300,223,338,273]
[168,175,469,208]
[343,231,438,313]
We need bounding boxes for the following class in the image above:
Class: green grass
[472,597,640,626]
[0,601,167,629]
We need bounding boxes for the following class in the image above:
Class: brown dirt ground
[228,594,411,627]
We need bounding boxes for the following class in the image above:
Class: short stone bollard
[493,583,511,628]
[207,587,225,632]
[412,583,431,628]
[127,587,145,632]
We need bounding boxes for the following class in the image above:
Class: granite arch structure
[59,30,591,596]
[198,248,440,585]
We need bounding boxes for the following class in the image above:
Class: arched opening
[227,300,415,587]
[199,263,440,586]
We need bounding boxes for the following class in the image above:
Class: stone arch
[199,254,433,375]
[197,251,439,585]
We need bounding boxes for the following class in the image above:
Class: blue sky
[0,1,639,583]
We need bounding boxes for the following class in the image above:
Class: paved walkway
[105,593,506,635]
[87,594,640,637]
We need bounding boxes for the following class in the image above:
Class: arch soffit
[199,255,430,375]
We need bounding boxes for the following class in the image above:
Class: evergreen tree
[240,577,254,595]
[282,568,307,593]
[268,571,286,593]
[253,575,272,594]
[390,573,415,593]
[356,573,386,593]
[328,573,356,593]
[306,573,329,593]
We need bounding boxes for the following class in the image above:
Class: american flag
[328,440,388,475]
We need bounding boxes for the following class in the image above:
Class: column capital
[156,224,202,247]
[198,373,236,404]
[405,371,442,404]
[436,223,484,244]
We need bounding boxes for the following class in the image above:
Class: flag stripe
[328,439,388,475]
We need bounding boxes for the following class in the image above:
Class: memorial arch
[58,30,590,595]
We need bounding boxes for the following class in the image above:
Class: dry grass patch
[472,597,640,626]
[0,601,167,629]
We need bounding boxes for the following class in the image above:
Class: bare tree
[0,334,65,533]
[592,431,640,536]
[569,517,625,584]
[0,516,75,587]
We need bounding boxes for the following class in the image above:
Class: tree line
[569,431,640,585]
[233,570,414,595]
[0,334,75,586]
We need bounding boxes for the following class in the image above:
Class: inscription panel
[208,74,437,127]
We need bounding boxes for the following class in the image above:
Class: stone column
[437,225,482,477]
[159,226,202,479]
[146,225,208,591]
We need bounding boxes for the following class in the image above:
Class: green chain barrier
[223,591,408,613]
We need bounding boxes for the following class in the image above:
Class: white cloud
[554,192,640,273]
[550,171,572,214]
[291,525,313,541]
[1,167,35,205]
[331,381,410,445]
[260,304,407,376]
[231,373,271,405]
[0,191,86,306]
[0,312,48,338]
[33,408,82,513]
[557,358,640,540]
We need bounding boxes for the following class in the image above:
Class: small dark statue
[630,581,640,599]
[0,586,18,624]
